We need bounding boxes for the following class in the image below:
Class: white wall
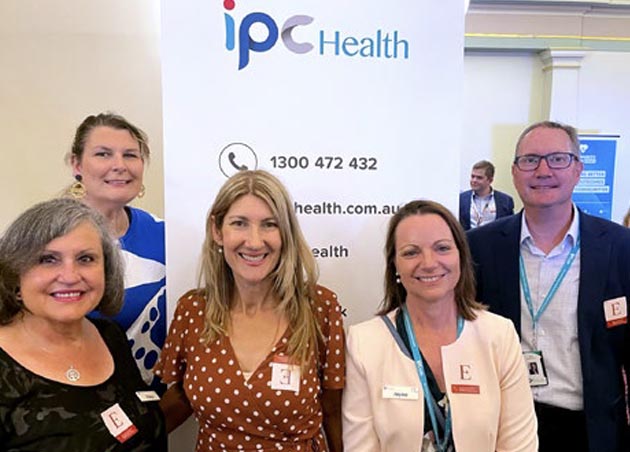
[0,0,164,231]
[578,51,630,223]
[462,51,544,209]
[462,50,630,222]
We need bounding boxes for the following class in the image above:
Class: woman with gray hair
[0,198,165,451]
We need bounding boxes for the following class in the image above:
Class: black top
[0,318,166,452]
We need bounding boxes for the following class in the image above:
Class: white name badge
[100,403,138,443]
[603,296,628,328]
[270,356,300,393]
[136,390,160,402]
[382,385,419,400]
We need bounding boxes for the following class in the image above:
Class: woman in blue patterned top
[67,113,166,391]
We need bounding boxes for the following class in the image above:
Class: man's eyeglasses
[513,152,579,171]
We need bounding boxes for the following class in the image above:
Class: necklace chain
[21,321,85,383]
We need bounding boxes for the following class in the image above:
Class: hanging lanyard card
[523,350,548,387]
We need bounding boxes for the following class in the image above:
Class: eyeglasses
[513,152,579,171]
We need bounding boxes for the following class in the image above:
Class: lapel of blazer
[576,210,609,381]
[494,191,504,211]
[460,191,472,229]
[495,213,523,333]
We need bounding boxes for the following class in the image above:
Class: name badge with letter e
[382,385,419,400]
[523,350,548,387]
[451,363,480,394]
[100,403,138,443]
[604,296,627,328]
[270,354,300,393]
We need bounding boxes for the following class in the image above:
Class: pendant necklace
[65,365,81,382]
[22,322,83,383]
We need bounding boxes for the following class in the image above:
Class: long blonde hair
[199,170,321,367]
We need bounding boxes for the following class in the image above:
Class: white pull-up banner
[161,1,464,446]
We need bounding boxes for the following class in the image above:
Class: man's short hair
[472,160,495,179]
[515,120,580,156]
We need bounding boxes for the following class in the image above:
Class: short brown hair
[472,160,495,179]
[379,200,485,320]
[515,120,580,156]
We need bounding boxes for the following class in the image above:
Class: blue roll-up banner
[573,134,619,220]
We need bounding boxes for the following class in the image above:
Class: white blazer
[343,309,538,452]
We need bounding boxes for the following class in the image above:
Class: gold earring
[69,175,86,199]
[137,185,146,199]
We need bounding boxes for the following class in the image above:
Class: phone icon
[228,151,248,171]
[219,142,258,178]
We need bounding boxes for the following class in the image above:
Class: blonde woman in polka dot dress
[155,170,345,451]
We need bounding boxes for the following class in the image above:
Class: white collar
[520,204,580,253]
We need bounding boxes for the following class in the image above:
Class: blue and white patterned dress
[115,207,166,392]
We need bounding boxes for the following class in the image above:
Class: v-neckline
[225,326,291,385]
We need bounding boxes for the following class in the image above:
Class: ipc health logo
[223,0,410,70]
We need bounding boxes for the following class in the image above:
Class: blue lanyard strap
[402,304,463,452]
[519,236,580,331]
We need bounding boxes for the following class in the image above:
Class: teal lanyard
[402,304,464,452]
[519,236,580,343]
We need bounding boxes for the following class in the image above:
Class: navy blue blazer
[458,189,514,231]
[467,210,630,452]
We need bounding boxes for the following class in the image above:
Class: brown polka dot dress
[154,285,345,451]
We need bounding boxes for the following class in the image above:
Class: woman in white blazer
[343,200,537,452]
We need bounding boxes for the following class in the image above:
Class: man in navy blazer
[467,121,630,452]
[459,160,514,230]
